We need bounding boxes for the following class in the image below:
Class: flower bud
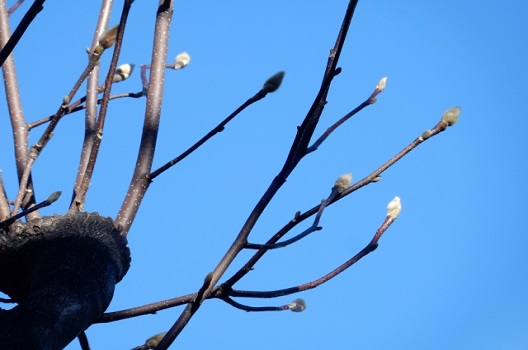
[262,71,285,93]
[333,173,352,193]
[288,299,306,312]
[441,107,460,126]
[113,63,135,82]
[174,51,191,69]
[146,332,166,348]
[376,76,387,92]
[387,196,401,219]
[98,25,119,49]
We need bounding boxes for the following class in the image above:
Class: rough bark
[0,212,130,349]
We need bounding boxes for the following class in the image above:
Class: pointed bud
[146,332,167,348]
[47,191,62,204]
[113,64,135,82]
[420,129,432,141]
[288,299,306,312]
[98,25,119,49]
[387,196,401,219]
[376,77,387,92]
[174,51,191,69]
[441,107,460,126]
[333,173,352,193]
[262,71,285,93]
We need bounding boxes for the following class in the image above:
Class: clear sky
[1,1,527,349]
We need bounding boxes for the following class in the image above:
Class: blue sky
[1,1,527,349]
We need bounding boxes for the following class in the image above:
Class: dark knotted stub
[0,212,130,350]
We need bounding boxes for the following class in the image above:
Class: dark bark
[0,212,130,349]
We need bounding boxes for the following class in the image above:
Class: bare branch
[7,0,25,15]
[0,191,61,229]
[0,0,45,68]
[229,212,397,300]
[307,77,387,154]
[149,72,282,180]
[69,0,113,212]
[224,113,458,288]
[114,0,174,235]
[0,171,10,219]
[77,331,91,350]
[0,0,37,218]
[97,293,196,323]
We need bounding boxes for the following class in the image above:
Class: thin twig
[222,297,289,312]
[224,116,455,288]
[229,214,396,299]
[7,0,25,15]
[307,81,385,154]
[154,3,359,349]
[149,87,271,180]
[0,0,45,68]
[27,91,145,130]
[69,0,113,212]
[245,188,339,250]
[0,191,60,229]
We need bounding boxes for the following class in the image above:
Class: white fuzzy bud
[174,51,191,69]
[334,173,352,193]
[113,63,135,82]
[441,106,460,126]
[376,77,387,92]
[387,196,401,219]
[288,299,306,312]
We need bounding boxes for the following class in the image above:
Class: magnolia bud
[387,196,401,219]
[113,64,135,82]
[98,25,119,49]
[262,71,285,93]
[333,173,352,193]
[441,107,460,126]
[174,51,191,69]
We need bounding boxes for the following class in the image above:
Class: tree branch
[114,0,174,235]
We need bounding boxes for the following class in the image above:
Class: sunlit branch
[7,0,25,15]
[0,1,38,218]
[307,77,387,154]
[224,112,458,288]
[152,3,360,349]
[244,185,343,250]
[281,0,359,176]
[69,0,133,212]
[230,214,397,299]
[114,0,173,236]
[27,91,145,130]
[0,171,10,220]
[69,0,113,213]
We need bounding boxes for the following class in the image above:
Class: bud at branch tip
[262,71,285,93]
[387,196,401,219]
[174,51,191,69]
[288,299,306,312]
[441,106,460,126]
[334,173,352,193]
[376,77,387,92]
